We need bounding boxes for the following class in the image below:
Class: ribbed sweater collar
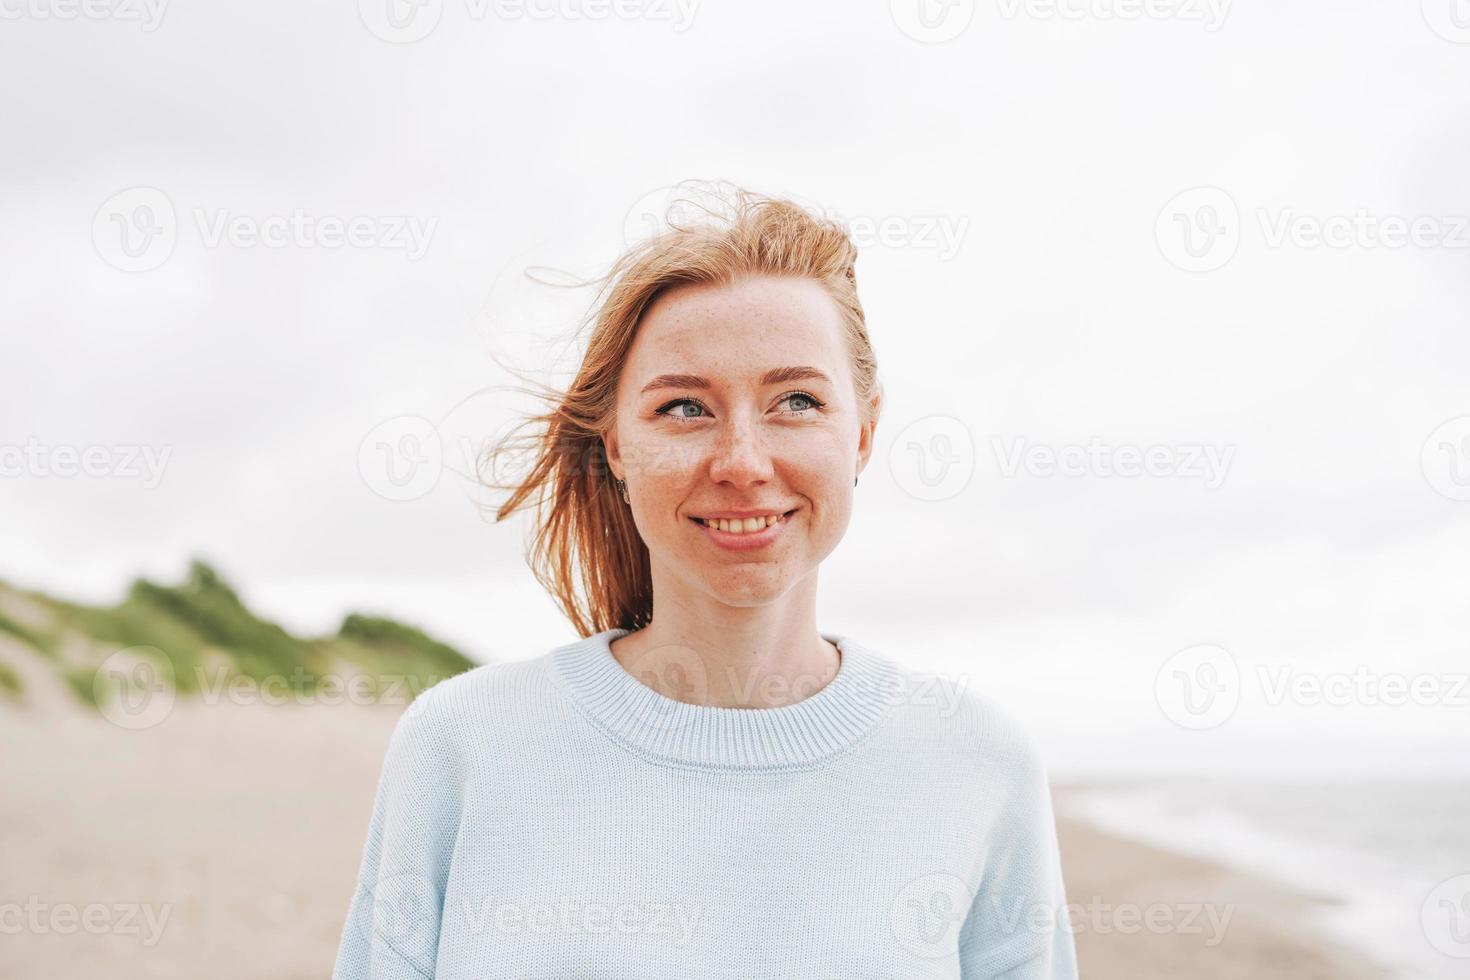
[550,627,899,771]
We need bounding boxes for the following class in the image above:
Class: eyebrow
[639,365,833,396]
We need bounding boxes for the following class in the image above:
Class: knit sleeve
[332,685,465,980]
[956,724,1078,979]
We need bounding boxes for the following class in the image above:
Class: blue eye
[654,398,709,421]
[781,390,824,414]
[653,391,826,423]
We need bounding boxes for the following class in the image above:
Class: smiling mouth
[688,509,798,534]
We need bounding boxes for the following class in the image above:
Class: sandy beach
[1053,811,1388,980]
[0,642,1389,979]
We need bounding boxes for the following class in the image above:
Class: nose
[707,412,774,488]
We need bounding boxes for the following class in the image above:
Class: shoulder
[925,685,1060,849]
[398,660,503,725]
[382,655,551,761]
[950,686,1047,771]
[879,655,1050,785]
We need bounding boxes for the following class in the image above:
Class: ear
[855,384,881,477]
[601,424,622,482]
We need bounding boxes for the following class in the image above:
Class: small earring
[854,475,859,487]
[614,477,629,504]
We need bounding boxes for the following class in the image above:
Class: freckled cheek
[787,461,852,520]
[621,433,698,484]
[632,473,688,515]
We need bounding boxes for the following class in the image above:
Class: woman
[332,185,1078,978]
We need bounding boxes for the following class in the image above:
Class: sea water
[1057,778,1470,980]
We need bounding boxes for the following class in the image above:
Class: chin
[701,569,791,606]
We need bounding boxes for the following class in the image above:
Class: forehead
[626,275,848,377]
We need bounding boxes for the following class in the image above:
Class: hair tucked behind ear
[478,181,882,637]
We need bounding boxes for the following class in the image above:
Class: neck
[610,572,838,709]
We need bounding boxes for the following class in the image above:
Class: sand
[1053,810,1388,979]
[0,641,1390,978]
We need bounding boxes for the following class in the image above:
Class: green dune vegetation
[0,559,478,714]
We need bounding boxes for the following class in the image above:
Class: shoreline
[1055,803,1393,980]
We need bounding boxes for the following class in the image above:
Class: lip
[691,507,798,520]
[689,508,797,552]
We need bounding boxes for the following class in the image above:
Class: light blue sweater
[332,627,1078,979]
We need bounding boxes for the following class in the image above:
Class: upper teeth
[699,514,785,533]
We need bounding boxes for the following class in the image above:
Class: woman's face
[604,275,877,608]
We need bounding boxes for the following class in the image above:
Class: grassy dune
[0,560,478,714]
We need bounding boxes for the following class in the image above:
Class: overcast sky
[2,0,1467,776]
